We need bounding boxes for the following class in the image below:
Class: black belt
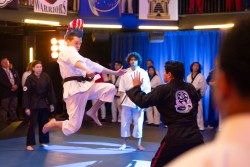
[63,76,93,83]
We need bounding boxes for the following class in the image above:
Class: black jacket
[126,79,203,146]
[22,72,56,110]
[0,67,20,99]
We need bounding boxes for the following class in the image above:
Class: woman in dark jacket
[23,60,56,151]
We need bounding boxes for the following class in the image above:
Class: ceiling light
[24,19,60,26]
[83,24,122,29]
[194,23,234,29]
[138,25,179,30]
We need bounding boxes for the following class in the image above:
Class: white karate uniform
[119,67,151,138]
[187,73,207,130]
[111,75,122,122]
[57,46,116,136]
[146,75,163,125]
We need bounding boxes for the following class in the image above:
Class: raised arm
[102,66,126,76]
[75,61,96,78]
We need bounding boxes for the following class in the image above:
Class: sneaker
[118,144,126,150]
[26,145,34,151]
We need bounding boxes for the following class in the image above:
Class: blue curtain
[111,30,223,123]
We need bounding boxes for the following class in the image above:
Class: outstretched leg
[42,118,62,134]
[86,99,103,126]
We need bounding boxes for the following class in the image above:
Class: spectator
[22,62,32,87]
[23,60,56,151]
[111,60,123,123]
[0,58,20,122]
[187,62,207,131]
[146,66,162,127]
[118,52,151,151]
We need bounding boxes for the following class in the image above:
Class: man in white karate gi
[42,19,126,136]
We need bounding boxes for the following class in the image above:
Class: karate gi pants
[120,106,144,138]
[197,100,205,130]
[146,106,160,125]
[62,83,116,136]
[26,108,50,146]
[111,96,121,122]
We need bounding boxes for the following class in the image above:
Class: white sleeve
[187,74,191,83]
[118,75,126,93]
[84,58,104,73]
[155,75,163,86]
[64,46,83,66]
[199,75,207,96]
[142,71,151,94]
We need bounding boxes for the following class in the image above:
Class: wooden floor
[0,116,217,167]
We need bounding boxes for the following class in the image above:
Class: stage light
[29,47,33,63]
[194,23,234,29]
[24,19,60,26]
[51,45,59,52]
[51,38,57,45]
[51,52,59,59]
[84,24,122,29]
[50,38,66,59]
[139,25,179,30]
[58,40,65,45]
[58,45,65,52]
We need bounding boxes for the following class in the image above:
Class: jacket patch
[23,86,28,91]
[175,90,193,113]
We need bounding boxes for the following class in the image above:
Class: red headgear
[65,19,84,38]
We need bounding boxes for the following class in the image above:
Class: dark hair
[147,59,154,64]
[126,52,142,66]
[115,60,123,66]
[64,31,82,41]
[190,62,201,73]
[219,17,250,97]
[31,60,42,68]
[165,61,185,80]
[148,66,157,76]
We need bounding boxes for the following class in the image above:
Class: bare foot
[86,110,102,126]
[137,145,145,151]
[42,118,56,134]
[26,145,34,151]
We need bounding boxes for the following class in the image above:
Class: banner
[139,0,178,20]
[34,0,67,16]
[80,0,120,18]
[0,0,18,9]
